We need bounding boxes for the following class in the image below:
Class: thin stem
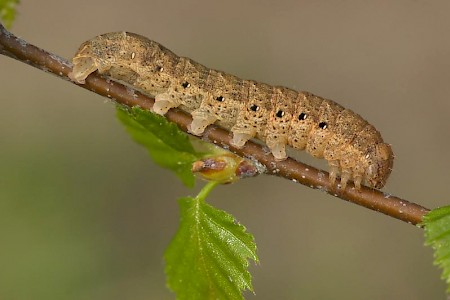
[0,23,431,226]
[197,182,220,202]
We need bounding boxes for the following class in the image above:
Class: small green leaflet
[117,106,258,298]
[116,106,203,187]
[0,0,19,28]
[165,182,258,300]
[423,206,450,292]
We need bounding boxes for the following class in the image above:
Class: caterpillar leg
[230,108,259,148]
[230,123,257,148]
[353,174,363,190]
[266,138,288,161]
[189,109,217,136]
[271,143,287,161]
[231,132,253,148]
[351,163,366,190]
[340,168,352,190]
[153,93,179,115]
[328,160,340,186]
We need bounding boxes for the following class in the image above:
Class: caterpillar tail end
[365,143,394,189]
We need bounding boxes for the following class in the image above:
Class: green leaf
[165,182,258,300]
[0,0,19,28]
[423,206,450,292]
[116,106,203,187]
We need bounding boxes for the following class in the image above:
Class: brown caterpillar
[69,32,394,189]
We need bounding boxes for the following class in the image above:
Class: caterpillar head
[365,143,394,189]
[69,39,100,84]
[69,32,121,84]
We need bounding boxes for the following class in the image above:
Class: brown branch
[0,23,431,226]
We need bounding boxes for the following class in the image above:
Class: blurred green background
[1,1,449,299]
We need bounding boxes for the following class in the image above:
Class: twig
[0,23,431,226]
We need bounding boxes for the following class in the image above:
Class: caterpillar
[69,32,394,189]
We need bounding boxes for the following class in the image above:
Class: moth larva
[69,32,394,189]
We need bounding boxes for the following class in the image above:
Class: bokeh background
[1,1,450,299]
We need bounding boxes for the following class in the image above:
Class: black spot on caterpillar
[69,32,394,189]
